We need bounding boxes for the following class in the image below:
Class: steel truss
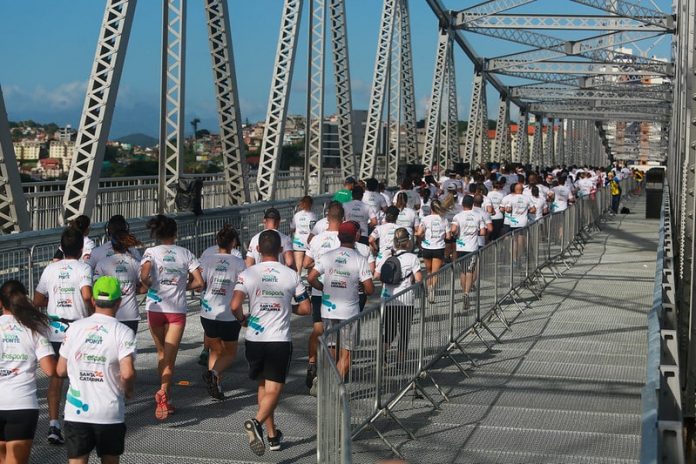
[204,0,249,204]
[530,115,543,167]
[464,72,489,166]
[493,96,511,162]
[257,0,303,201]
[0,86,29,232]
[62,0,136,222]
[423,27,451,172]
[515,110,529,163]
[305,0,326,195]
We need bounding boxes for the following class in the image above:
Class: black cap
[264,208,281,220]
[345,176,356,184]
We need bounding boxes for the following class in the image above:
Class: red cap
[338,221,360,237]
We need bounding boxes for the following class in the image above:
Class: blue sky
[0,0,672,138]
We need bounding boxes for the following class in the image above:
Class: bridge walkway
[26,193,656,464]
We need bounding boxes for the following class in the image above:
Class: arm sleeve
[187,250,201,273]
[34,332,54,361]
[36,269,48,296]
[233,271,249,295]
[141,249,154,266]
[58,329,73,358]
[359,257,372,283]
[118,326,137,361]
[313,256,326,275]
[79,265,93,289]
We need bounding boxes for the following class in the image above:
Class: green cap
[93,276,122,302]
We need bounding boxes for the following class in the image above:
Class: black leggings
[384,305,415,352]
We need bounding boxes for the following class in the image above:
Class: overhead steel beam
[257,0,303,201]
[456,14,669,31]
[511,86,671,102]
[204,0,250,205]
[486,59,673,76]
[533,111,669,122]
[570,0,674,28]
[62,0,136,222]
[159,0,186,213]
[457,0,534,20]
[0,86,30,233]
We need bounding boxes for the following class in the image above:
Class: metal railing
[20,168,350,230]
[316,179,628,463]
[641,184,684,464]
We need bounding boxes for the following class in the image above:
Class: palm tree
[190,118,201,141]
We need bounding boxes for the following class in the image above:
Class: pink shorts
[147,311,187,327]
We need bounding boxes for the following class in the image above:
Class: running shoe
[244,419,265,456]
[47,425,64,445]
[309,376,318,397]
[209,371,225,401]
[197,348,209,367]
[268,429,283,451]
[155,389,170,420]
[305,364,317,389]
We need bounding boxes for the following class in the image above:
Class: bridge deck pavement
[28,192,657,463]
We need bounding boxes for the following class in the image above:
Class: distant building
[48,141,75,171]
[13,140,41,161]
[57,125,75,143]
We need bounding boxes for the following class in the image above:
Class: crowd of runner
[0,162,640,462]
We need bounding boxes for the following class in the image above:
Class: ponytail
[111,230,142,254]
[395,192,408,210]
[146,214,177,240]
[0,280,48,334]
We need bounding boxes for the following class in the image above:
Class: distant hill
[116,133,158,148]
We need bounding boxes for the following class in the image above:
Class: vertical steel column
[305,0,326,195]
[464,72,484,166]
[329,0,356,179]
[446,48,459,167]
[493,95,508,162]
[159,0,187,213]
[399,0,419,165]
[0,86,30,232]
[477,81,489,165]
[204,0,250,205]
[62,0,136,222]
[360,0,397,180]
[557,119,565,166]
[257,0,303,201]
[531,115,543,168]
[546,117,555,167]
[437,64,449,171]
[422,27,450,173]
[516,110,529,163]
[386,2,402,187]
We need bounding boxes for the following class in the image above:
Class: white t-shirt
[501,193,533,228]
[370,222,398,270]
[343,200,376,237]
[393,190,420,210]
[362,190,387,218]
[141,245,200,314]
[88,242,142,270]
[234,261,305,342]
[310,217,329,238]
[60,314,136,424]
[290,210,317,251]
[419,215,447,250]
[82,237,96,262]
[200,245,243,260]
[200,253,246,321]
[36,259,93,343]
[0,315,53,410]
[396,208,419,236]
[529,195,547,221]
[247,230,293,265]
[94,252,141,322]
[576,178,594,198]
[552,185,573,212]
[474,206,492,247]
[306,230,341,297]
[452,210,486,252]
[381,252,421,306]
[418,200,432,219]
[314,247,372,320]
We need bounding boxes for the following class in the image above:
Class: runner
[415,199,448,302]
[93,229,143,334]
[501,183,536,235]
[551,174,575,213]
[450,196,486,296]
[290,196,317,273]
[302,202,343,392]
[200,225,243,260]
[231,230,311,456]
[245,208,294,269]
[362,178,388,226]
[140,215,204,420]
[199,225,246,401]
[56,276,136,464]
[394,192,419,237]
[307,221,374,392]
[33,227,93,446]
[343,185,377,245]
[0,280,56,464]
[53,215,95,263]
[369,206,400,275]
[88,215,141,269]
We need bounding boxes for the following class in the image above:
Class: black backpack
[380,254,404,285]
[175,179,204,215]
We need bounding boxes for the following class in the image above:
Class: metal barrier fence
[641,184,684,464]
[317,179,629,463]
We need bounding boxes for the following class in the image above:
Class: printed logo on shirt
[1,352,28,361]
[201,299,213,312]
[66,386,90,415]
[147,288,162,302]
[114,260,129,274]
[247,315,265,335]
[79,370,104,382]
[321,294,337,311]
[163,250,177,262]
[328,269,351,278]
[2,333,20,344]
[256,289,284,298]
[48,319,68,335]
[85,325,108,345]
[259,302,281,312]
[0,367,19,377]
[330,279,347,289]
[214,260,229,272]
[58,266,73,279]
[261,267,280,283]
[1,322,21,332]
[75,352,107,365]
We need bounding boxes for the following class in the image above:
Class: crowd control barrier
[317,178,635,463]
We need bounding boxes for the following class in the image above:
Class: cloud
[3,81,87,112]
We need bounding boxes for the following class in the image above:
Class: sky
[0,0,673,138]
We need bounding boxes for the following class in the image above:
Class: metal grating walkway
[26,194,657,463]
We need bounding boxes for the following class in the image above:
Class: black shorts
[64,421,126,458]
[51,342,61,357]
[358,236,369,246]
[200,317,242,342]
[120,320,139,334]
[311,295,323,324]
[245,341,293,384]
[421,248,445,260]
[0,409,38,441]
